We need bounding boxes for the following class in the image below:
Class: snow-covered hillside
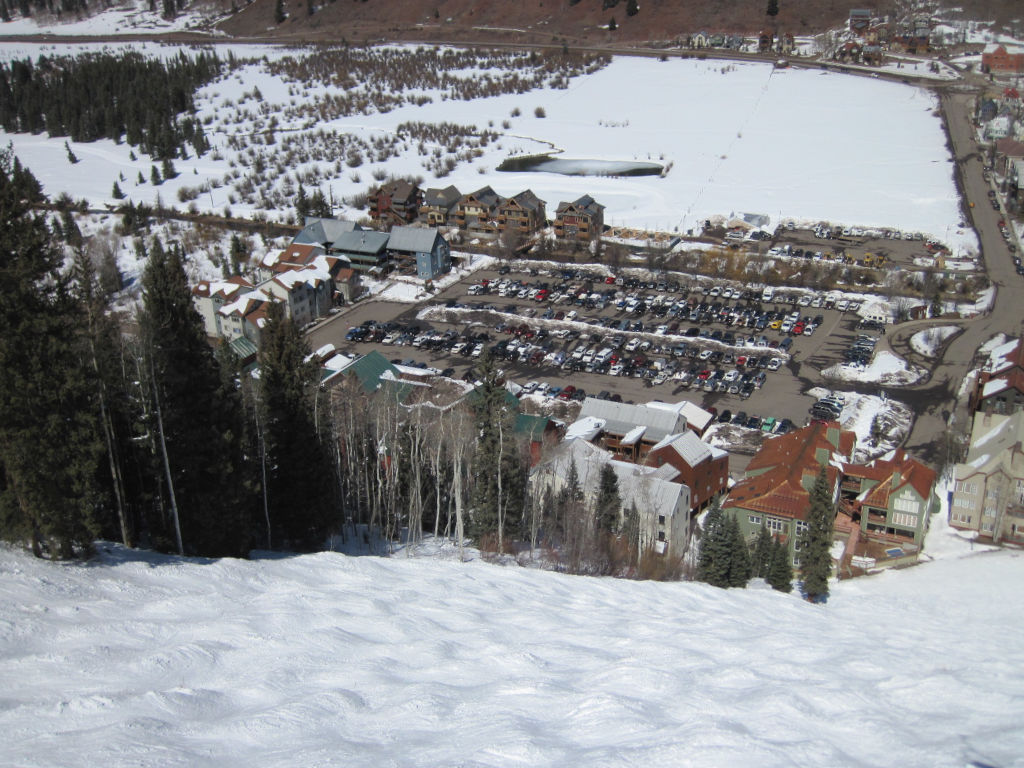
[0,44,976,254]
[1,542,1021,767]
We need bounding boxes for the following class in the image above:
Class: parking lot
[310,261,894,450]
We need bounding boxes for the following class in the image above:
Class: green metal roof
[228,336,258,360]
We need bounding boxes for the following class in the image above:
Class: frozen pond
[497,155,663,177]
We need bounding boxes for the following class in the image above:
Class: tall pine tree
[767,536,793,593]
[595,462,621,533]
[138,237,254,557]
[724,514,751,588]
[256,301,338,550]
[0,150,104,558]
[751,521,772,579]
[467,354,524,550]
[801,466,835,602]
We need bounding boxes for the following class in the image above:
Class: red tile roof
[841,450,936,510]
[724,421,855,521]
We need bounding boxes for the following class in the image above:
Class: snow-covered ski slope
[1,543,1021,767]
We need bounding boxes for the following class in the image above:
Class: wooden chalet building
[419,185,461,227]
[454,185,504,238]
[553,195,605,242]
[497,190,547,235]
[368,180,423,228]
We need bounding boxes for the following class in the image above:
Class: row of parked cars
[717,409,795,436]
[809,393,847,421]
[841,335,879,370]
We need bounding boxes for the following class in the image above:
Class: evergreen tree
[274,0,285,23]
[608,16,617,31]
[138,237,254,557]
[801,466,834,602]
[256,301,337,550]
[467,354,524,549]
[626,0,638,16]
[595,462,621,533]
[64,140,78,164]
[308,188,331,219]
[111,181,124,199]
[725,514,751,588]
[229,234,248,276]
[930,292,942,318]
[295,184,309,224]
[766,0,779,18]
[137,170,145,185]
[161,157,177,181]
[751,521,772,578]
[767,536,793,593]
[150,165,162,186]
[0,150,103,558]
[696,497,729,587]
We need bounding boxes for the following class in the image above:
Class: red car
[558,385,577,400]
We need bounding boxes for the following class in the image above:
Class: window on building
[658,515,666,526]
[766,518,786,533]
[748,515,762,525]
[795,521,809,534]
[892,512,918,529]
[658,530,666,542]
[894,497,920,514]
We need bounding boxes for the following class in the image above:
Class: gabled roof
[374,179,418,204]
[536,438,688,520]
[192,275,253,300]
[578,397,688,444]
[335,349,402,396]
[514,413,552,441]
[555,194,604,215]
[331,230,390,256]
[461,185,503,208]
[294,217,362,246]
[646,400,714,433]
[995,138,1024,158]
[423,185,461,208]
[505,189,545,212]
[724,421,855,521]
[387,225,444,254]
[649,430,722,468]
[842,450,937,509]
[957,410,1024,476]
[985,337,1024,375]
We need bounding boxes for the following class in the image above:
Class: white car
[521,381,538,395]
[656,325,669,335]
[723,370,740,382]
[625,338,641,352]
[836,299,850,312]
[566,310,578,321]
[609,364,624,377]
[698,348,713,360]
[767,357,782,371]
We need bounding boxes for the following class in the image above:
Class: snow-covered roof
[651,431,714,468]
[982,378,1010,398]
[620,426,647,446]
[536,438,689,521]
[578,398,688,443]
[564,416,606,442]
[957,411,1024,476]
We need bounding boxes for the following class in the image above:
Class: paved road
[892,86,1022,467]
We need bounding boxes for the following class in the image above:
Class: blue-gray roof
[332,230,390,255]
[294,217,362,247]
[388,226,444,254]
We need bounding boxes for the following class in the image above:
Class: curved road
[891,85,1021,467]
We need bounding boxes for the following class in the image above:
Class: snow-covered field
[0,43,973,253]
[1,542,1021,767]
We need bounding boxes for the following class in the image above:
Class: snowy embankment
[822,350,927,386]
[1,543,1022,767]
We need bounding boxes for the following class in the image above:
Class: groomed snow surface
[1,543,1022,767]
